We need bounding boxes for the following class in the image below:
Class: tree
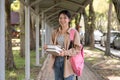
[112,0,120,31]
[112,0,120,23]
[83,0,95,48]
[75,13,81,29]
[88,0,95,48]
[83,9,89,46]
[19,2,25,57]
[5,0,16,69]
[105,1,112,56]
[30,13,36,50]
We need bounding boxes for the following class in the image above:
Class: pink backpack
[69,29,84,76]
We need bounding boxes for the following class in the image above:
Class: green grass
[6,50,46,80]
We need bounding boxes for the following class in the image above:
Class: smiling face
[59,13,70,27]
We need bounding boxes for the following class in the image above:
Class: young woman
[45,10,81,80]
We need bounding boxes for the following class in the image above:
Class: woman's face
[59,13,70,27]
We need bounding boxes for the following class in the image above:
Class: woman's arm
[64,30,81,56]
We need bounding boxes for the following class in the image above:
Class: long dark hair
[58,10,71,19]
[58,10,71,27]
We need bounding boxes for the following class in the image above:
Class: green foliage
[106,0,112,3]
[93,0,109,14]
[71,18,76,28]
[93,0,118,31]
[11,0,20,12]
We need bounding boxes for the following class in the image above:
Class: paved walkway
[37,54,103,80]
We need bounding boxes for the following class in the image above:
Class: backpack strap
[70,29,76,41]
[70,29,79,79]
[70,29,84,58]
[69,29,76,49]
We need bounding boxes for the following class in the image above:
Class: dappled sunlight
[86,57,95,61]
[85,50,104,58]
[98,64,120,70]
[106,59,120,65]
[12,47,20,50]
[108,76,120,80]
[12,39,20,47]
[96,59,120,70]
[84,47,120,80]
[7,71,18,80]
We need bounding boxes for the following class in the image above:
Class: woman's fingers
[43,44,47,50]
[59,50,65,56]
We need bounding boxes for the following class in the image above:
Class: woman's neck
[61,25,69,34]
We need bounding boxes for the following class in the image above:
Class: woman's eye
[59,17,67,19]
[59,17,62,19]
[63,17,66,19]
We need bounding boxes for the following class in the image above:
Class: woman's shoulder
[51,27,60,36]
[69,28,78,33]
[52,27,59,33]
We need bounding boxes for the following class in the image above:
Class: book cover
[46,45,62,56]
[47,45,61,50]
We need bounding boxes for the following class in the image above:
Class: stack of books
[46,45,62,56]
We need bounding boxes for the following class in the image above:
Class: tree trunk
[30,14,36,50]
[19,2,25,57]
[105,2,112,56]
[5,0,16,69]
[75,13,81,30]
[83,0,95,47]
[112,0,120,31]
[89,0,95,48]
[83,9,90,46]
[112,0,120,23]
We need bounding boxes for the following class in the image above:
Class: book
[46,45,62,56]
[47,45,62,51]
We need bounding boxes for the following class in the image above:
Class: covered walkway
[0,0,92,80]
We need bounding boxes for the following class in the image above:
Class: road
[95,44,120,57]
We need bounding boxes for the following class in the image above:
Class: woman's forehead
[59,14,68,17]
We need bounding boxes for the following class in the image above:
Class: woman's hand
[43,44,47,50]
[59,50,64,56]
[59,49,66,56]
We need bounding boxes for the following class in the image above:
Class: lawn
[6,49,46,80]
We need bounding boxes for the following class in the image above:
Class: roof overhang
[20,0,92,25]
